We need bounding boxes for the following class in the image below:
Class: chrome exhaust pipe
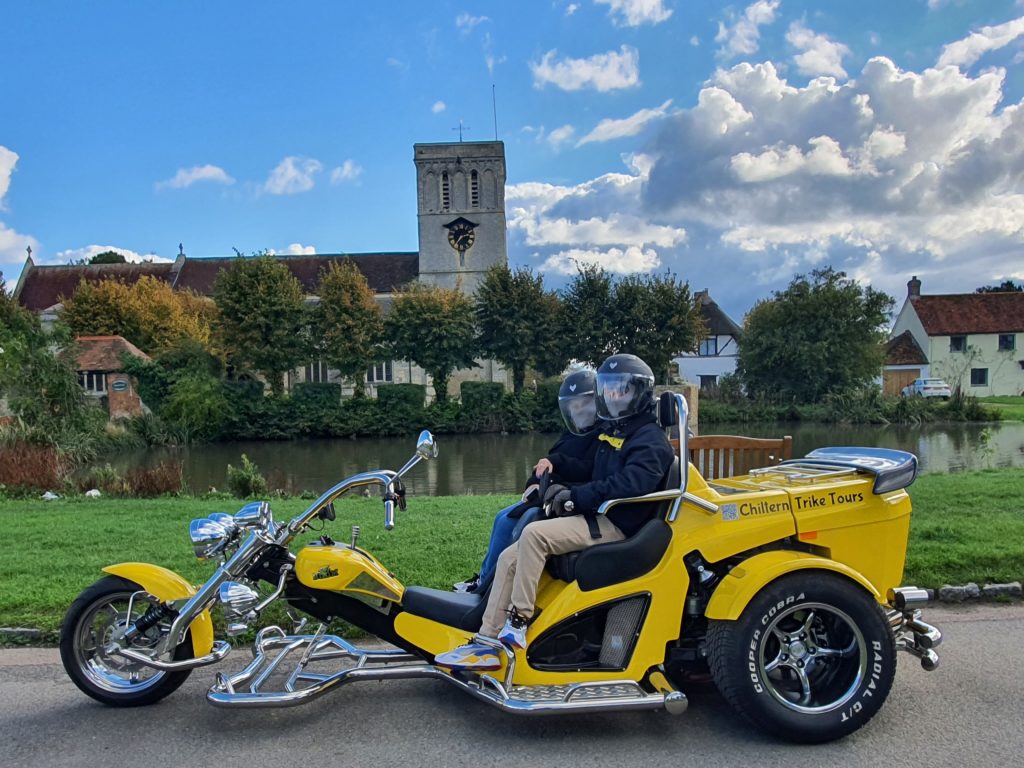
[892,587,930,611]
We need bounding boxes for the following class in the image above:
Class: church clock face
[444,217,478,255]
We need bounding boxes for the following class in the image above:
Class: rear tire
[59,576,194,707]
[707,571,896,743]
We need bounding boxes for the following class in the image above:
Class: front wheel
[59,576,194,707]
[706,571,896,743]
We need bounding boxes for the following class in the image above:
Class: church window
[471,170,479,208]
[305,360,330,384]
[441,172,451,211]
[367,361,393,384]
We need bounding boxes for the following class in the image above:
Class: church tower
[414,141,507,293]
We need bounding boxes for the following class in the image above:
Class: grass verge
[977,396,1024,422]
[2,467,1021,638]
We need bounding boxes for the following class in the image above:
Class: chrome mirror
[416,430,438,460]
[190,517,230,559]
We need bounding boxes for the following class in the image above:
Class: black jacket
[568,413,675,537]
[525,429,600,488]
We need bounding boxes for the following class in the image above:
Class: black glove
[543,484,574,517]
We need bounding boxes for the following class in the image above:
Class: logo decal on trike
[313,565,339,580]
[722,503,739,521]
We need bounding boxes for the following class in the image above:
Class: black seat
[546,517,673,591]
[401,586,488,632]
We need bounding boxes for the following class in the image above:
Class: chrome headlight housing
[189,517,231,559]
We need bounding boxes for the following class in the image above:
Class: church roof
[15,262,175,312]
[16,253,420,311]
[885,330,928,366]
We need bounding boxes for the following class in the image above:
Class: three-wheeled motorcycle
[59,393,941,743]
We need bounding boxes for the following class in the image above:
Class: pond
[104,421,1024,498]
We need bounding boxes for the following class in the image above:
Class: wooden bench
[670,435,793,480]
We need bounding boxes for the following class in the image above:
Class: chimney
[907,275,921,301]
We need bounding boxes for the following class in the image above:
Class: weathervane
[452,119,470,142]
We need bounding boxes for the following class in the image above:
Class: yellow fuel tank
[295,544,404,603]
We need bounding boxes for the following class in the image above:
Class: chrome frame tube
[114,640,232,671]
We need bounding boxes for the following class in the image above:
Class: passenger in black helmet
[437,353,674,671]
[451,369,600,594]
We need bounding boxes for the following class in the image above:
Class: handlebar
[383,499,396,531]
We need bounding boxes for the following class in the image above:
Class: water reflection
[107,422,1024,497]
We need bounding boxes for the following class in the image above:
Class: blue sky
[2,0,1023,320]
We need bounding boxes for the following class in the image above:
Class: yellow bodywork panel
[295,545,404,603]
[101,563,214,657]
[704,550,881,620]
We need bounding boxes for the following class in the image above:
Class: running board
[205,626,686,715]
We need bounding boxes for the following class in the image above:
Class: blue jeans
[478,503,542,585]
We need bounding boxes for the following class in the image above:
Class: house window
[698,337,718,356]
[78,371,106,394]
[305,360,330,384]
[367,361,393,384]
[699,375,718,390]
[970,368,988,387]
[998,334,1016,351]
[470,170,480,208]
[949,335,967,352]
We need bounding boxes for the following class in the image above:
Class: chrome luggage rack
[207,625,687,715]
[748,462,860,485]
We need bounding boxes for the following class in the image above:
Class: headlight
[190,517,231,559]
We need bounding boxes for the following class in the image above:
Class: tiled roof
[74,336,151,371]
[173,254,419,296]
[697,290,742,337]
[16,263,174,312]
[885,330,928,366]
[912,292,1024,335]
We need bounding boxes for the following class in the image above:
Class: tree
[532,290,572,378]
[475,265,559,392]
[385,283,477,403]
[0,287,88,439]
[737,267,894,402]
[60,276,215,355]
[610,273,705,383]
[976,280,1023,293]
[212,253,307,396]
[88,251,127,264]
[313,260,384,395]
[561,265,617,367]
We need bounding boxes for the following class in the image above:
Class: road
[1,603,1021,768]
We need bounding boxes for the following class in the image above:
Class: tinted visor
[558,394,598,435]
[596,372,649,420]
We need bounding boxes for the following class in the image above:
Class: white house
[887,276,1024,397]
[674,290,742,389]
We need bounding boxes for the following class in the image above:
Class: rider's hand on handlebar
[533,457,554,477]
[543,484,573,516]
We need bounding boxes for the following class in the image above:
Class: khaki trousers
[479,515,625,637]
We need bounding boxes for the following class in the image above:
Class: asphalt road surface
[2,603,1021,768]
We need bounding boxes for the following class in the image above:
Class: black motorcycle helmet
[557,368,598,435]
[595,353,655,422]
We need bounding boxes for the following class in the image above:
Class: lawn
[2,467,1022,637]
[978,396,1024,422]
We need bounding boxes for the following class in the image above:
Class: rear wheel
[707,571,896,743]
[59,576,194,707]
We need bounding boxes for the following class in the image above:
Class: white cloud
[547,125,577,149]
[455,12,489,34]
[264,156,323,195]
[530,45,641,92]
[385,57,408,72]
[330,160,363,184]
[155,164,235,191]
[566,3,579,16]
[690,35,701,47]
[595,0,673,27]
[285,243,316,255]
[432,100,447,113]
[937,16,1024,69]
[50,245,172,265]
[577,99,673,146]
[787,22,851,79]
[541,246,661,275]
[715,0,780,59]
[0,146,18,208]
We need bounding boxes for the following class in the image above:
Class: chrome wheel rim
[72,590,167,694]
[756,602,867,714]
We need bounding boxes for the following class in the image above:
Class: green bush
[376,384,427,435]
[460,381,506,432]
[378,383,426,409]
[226,454,269,499]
